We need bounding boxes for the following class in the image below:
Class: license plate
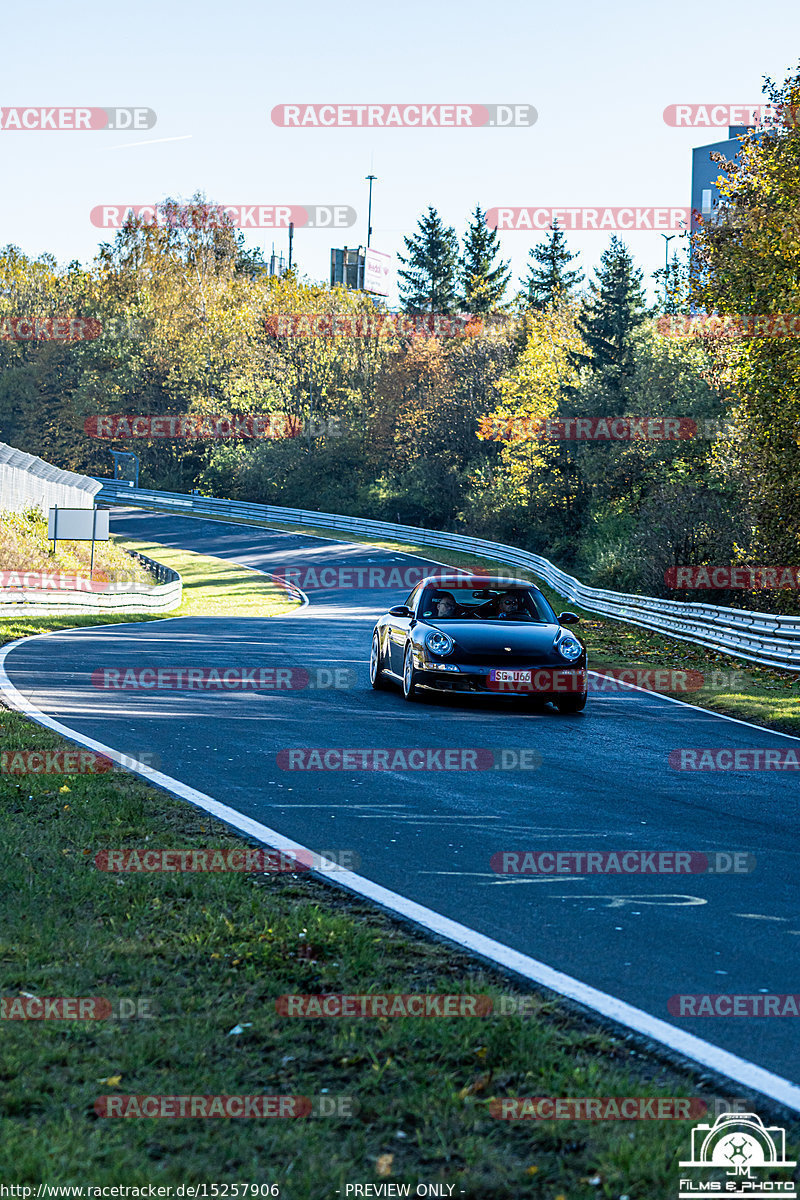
[490,669,531,682]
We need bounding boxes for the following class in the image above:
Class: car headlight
[557,634,582,662]
[425,630,454,656]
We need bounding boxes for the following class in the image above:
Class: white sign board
[47,508,110,541]
[364,248,392,296]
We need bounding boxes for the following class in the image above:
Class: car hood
[426,620,570,657]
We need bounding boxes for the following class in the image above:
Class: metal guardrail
[94,479,800,671]
[0,549,182,615]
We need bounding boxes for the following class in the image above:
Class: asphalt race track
[3,509,799,1102]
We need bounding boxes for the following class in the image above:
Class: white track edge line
[1,638,799,1114]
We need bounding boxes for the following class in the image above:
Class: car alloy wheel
[402,646,422,701]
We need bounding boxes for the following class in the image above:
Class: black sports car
[369,574,588,713]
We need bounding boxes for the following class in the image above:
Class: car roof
[419,575,540,590]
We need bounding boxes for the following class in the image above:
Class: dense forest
[1,69,799,609]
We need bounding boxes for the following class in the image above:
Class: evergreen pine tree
[573,236,648,377]
[397,206,460,314]
[520,221,583,309]
[460,206,511,312]
[651,249,689,314]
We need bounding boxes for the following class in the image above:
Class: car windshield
[419,586,556,623]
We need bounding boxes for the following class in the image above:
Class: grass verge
[0,535,297,645]
[2,709,797,1195]
[1,507,797,1195]
[0,509,153,586]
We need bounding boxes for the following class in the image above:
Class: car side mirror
[558,612,580,625]
[389,605,412,618]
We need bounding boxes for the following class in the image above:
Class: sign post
[89,507,98,577]
[47,508,110,580]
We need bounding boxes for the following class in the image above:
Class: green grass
[0,536,298,646]
[1,507,798,1195]
[114,537,297,620]
[2,708,796,1195]
[0,509,154,585]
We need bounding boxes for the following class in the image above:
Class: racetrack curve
[2,509,799,1107]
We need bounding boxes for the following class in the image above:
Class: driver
[433,591,458,618]
[496,593,522,619]
[478,591,527,619]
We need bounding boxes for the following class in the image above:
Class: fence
[0,442,101,513]
[93,480,800,671]
[0,445,181,614]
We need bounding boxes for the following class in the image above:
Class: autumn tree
[691,65,800,578]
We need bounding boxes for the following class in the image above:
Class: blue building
[690,126,750,230]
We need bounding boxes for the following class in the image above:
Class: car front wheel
[555,692,587,714]
[402,646,423,702]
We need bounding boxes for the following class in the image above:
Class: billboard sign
[47,508,110,541]
[364,248,391,296]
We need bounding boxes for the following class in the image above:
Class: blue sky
[2,0,798,304]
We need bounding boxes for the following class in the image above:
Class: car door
[387,582,422,673]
